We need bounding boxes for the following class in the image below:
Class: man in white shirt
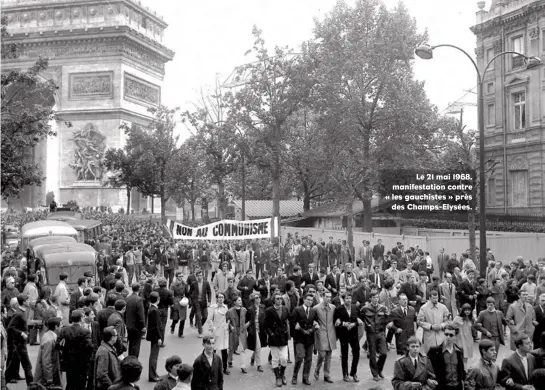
[384,260,402,288]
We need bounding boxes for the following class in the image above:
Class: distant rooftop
[474,0,540,26]
[232,200,304,218]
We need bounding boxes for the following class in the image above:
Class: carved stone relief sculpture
[69,123,107,181]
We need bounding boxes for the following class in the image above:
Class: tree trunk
[345,199,354,258]
[271,124,282,219]
[160,189,166,224]
[151,196,154,214]
[362,127,373,232]
[190,202,195,221]
[126,187,131,215]
[303,182,311,212]
[217,180,225,219]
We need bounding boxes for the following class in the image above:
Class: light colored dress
[453,316,474,359]
[53,281,70,326]
[206,303,229,350]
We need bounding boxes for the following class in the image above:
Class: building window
[486,48,494,67]
[513,92,526,130]
[511,35,525,69]
[487,82,494,94]
[488,177,496,207]
[487,103,495,126]
[510,170,528,207]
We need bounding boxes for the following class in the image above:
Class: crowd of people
[1,209,545,390]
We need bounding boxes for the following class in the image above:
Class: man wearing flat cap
[466,339,499,390]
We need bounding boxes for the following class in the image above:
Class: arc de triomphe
[1,0,174,210]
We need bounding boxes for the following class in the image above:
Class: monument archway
[1,0,174,209]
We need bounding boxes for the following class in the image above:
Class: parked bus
[66,220,103,242]
[29,236,77,253]
[46,211,82,222]
[34,243,97,288]
[21,221,78,253]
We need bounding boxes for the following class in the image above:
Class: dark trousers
[5,342,33,384]
[190,306,195,325]
[367,332,387,377]
[171,319,186,336]
[255,263,264,280]
[340,337,360,376]
[149,340,160,379]
[293,343,313,380]
[220,349,228,371]
[65,364,87,390]
[386,329,395,343]
[195,300,208,335]
[164,268,174,286]
[158,307,168,344]
[128,329,142,358]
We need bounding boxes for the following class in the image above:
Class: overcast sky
[144,0,484,139]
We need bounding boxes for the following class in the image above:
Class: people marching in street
[2,209,545,389]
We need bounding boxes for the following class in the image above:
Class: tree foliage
[102,148,140,215]
[1,16,66,200]
[121,106,180,222]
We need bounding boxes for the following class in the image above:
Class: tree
[102,148,139,215]
[122,106,180,222]
[284,109,335,211]
[169,137,210,221]
[228,26,314,219]
[1,17,66,200]
[181,82,240,218]
[310,0,442,232]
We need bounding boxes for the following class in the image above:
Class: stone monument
[1,0,175,209]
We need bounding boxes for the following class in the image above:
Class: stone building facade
[1,0,174,209]
[471,0,545,214]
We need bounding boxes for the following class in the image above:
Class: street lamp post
[415,43,541,276]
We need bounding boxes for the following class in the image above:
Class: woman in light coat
[226,296,249,373]
[452,303,474,366]
[207,292,230,374]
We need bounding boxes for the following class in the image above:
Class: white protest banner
[170,217,279,240]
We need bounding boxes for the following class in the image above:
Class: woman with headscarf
[453,303,475,366]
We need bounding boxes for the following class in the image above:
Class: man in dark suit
[298,244,312,275]
[125,283,146,358]
[191,335,224,390]
[392,336,437,390]
[265,292,290,387]
[301,263,320,288]
[324,265,340,297]
[256,270,272,301]
[154,277,174,345]
[389,293,417,355]
[69,277,88,321]
[147,292,163,382]
[437,248,449,281]
[428,323,465,390]
[189,269,211,338]
[107,300,128,356]
[534,294,545,348]
[97,293,117,341]
[333,292,361,382]
[398,274,420,309]
[5,294,34,385]
[58,309,94,390]
[291,294,315,385]
[237,269,258,309]
[499,333,535,390]
[372,239,385,269]
[255,246,268,280]
[272,268,287,294]
[458,269,476,309]
[369,265,385,290]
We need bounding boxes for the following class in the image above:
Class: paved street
[9,325,514,390]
